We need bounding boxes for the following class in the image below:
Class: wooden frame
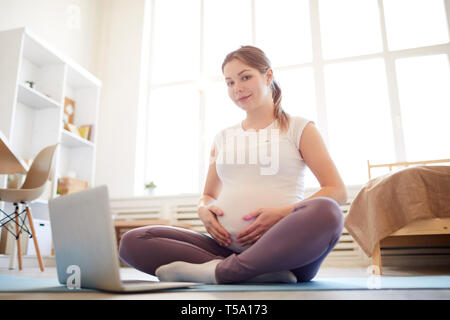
[367,158,450,180]
[367,158,450,275]
[64,97,76,125]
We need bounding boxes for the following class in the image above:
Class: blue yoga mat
[0,275,95,292]
[1,275,450,292]
[175,275,450,292]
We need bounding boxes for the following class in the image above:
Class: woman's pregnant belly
[215,187,291,253]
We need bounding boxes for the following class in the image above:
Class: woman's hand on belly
[236,207,287,246]
[214,189,286,252]
[198,204,232,246]
[216,213,253,252]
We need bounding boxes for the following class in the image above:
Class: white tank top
[212,116,313,252]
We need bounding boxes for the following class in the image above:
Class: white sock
[156,259,298,284]
[245,270,297,283]
[155,259,221,284]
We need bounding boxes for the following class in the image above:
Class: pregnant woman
[118,46,347,284]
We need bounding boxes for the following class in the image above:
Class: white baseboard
[0,254,55,269]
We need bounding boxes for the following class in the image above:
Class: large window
[396,54,450,162]
[142,0,450,196]
[324,58,395,185]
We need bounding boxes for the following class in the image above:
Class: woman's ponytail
[271,79,289,133]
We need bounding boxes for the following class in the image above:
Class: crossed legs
[119,197,344,284]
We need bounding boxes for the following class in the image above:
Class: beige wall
[95,0,149,198]
[0,0,103,77]
[0,0,149,198]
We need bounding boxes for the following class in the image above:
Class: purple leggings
[118,196,344,284]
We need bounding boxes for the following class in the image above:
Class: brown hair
[221,45,290,133]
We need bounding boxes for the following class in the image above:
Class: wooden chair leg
[371,242,382,275]
[25,206,45,272]
[15,215,23,271]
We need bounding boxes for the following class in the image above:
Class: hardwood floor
[1,265,450,300]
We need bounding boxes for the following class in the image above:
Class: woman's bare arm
[280,122,347,215]
[198,144,223,208]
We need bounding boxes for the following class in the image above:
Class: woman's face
[223,59,273,111]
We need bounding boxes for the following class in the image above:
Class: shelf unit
[0,27,101,220]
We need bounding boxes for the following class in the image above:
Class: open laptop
[48,185,199,292]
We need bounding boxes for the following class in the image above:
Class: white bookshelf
[0,27,101,220]
[17,82,61,110]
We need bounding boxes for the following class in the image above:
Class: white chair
[0,144,58,271]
